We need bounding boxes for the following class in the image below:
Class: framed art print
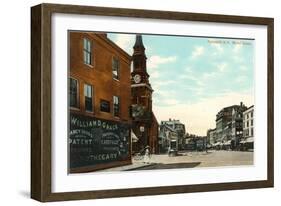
[31,3,274,202]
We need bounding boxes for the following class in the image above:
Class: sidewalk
[99,160,156,172]
[99,153,206,172]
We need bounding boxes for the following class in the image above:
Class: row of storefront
[207,103,254,151]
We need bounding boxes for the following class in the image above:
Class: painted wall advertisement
[69,113,131,171]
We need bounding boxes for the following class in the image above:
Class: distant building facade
[231,106,245,147]
[160,119,186,150]
[242,105,254,150]
[184,134,207,151]
[159,123,178,153]
[216,102,247,144]
[207,128,216,145]
[195,136,207,151]
[184,134,197,150]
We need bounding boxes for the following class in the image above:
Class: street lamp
[140,126,146,149]
[140,126,145,132]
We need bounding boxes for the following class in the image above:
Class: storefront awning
[131,130,138,142]
[246,137,254,143]
[224,140,231,145]
[240,137,254,144]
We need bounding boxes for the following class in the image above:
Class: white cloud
[217,62,228,72]
[153,80,177,89]
[150,71,160,79]
[235,75,247,83]
[211,43,224,56]
[113,34,135,54]
[209,40,224,56]
[180,66,211,86]
[233,43,242,53]
[161,99,180,106]
[153,89,178,102]
[239,65,248,71]
[202,71,217,79]
[179,73,205,87]
[190,46,205,59]
[232,55,244,63]
[152,82,172,96]
[213,44,224,53]
[153,91,254,136]
[147,55,177,69]
[184,67,193,73]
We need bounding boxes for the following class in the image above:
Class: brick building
[216,102,247,143]
[131,35,159,154]
[69,32,132,172]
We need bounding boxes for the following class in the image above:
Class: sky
[108,33,254,136]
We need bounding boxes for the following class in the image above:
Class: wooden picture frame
[31,3,274,202]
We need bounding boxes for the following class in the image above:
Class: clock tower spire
[131,34,159,154]
[132,34,149,84]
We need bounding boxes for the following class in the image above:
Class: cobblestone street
[132,150,253,170]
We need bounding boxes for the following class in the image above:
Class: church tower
[131,34,158,154]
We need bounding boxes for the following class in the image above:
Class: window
[100,100,110,113]
[113,96,120,117]
[112,57,120,79]
[251,128,254,136]
[251,111,253,117]
[251,119,253,126]
[84,84,93,112]
[247,121,249,127]
[70,78,78,108]
[83,38,92,65]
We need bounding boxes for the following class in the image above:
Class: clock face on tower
[133,74,141,83]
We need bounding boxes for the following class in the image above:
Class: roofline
[152,112,159,126]
[243,105,254,113]
[88,32,132,61]
[161,124,176,132]
[247,105,254,109]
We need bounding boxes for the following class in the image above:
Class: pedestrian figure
[143,146,150,164]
